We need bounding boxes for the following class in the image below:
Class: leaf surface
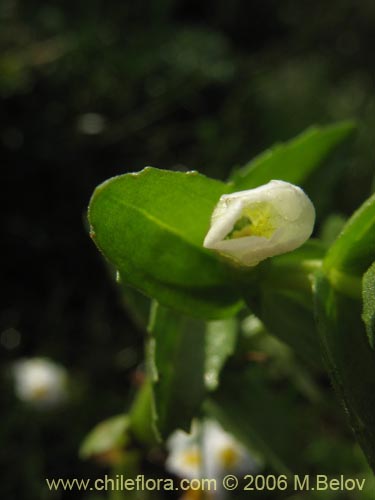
[362,262,375,349]
[230,121,355,190]
[314,272,375,472]
[147,302,206,438]
[89,167,245,318]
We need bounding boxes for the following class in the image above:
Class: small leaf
[128,379,159,446]
[362,262,375,349]
[80,415,129,460]
[88,167,245,319]
[230,121,355,191]
[324,192,375,297]
[147,302,206,439]
[205,317,238,391]
[314,272,375,472]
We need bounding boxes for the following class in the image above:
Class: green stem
[263,258,323,295]
[262,258,362,301]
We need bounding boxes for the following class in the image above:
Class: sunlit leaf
[88,167,245,319]
[230,121,355,190]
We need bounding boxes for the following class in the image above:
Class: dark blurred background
[2,1,375,498]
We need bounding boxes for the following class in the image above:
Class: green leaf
[255,289,322,368]
[80,415,129,460]
[128,379,159,446]
[205,317,238,391]
[135,306,239,441]
[243,241,325,365]
[230,121,355,191]
[324,193,375,294]
[363,262,375,349]
[206,366,299,475]
[147,302,206,439]
[88,167,245,319]
[314,272,375,472]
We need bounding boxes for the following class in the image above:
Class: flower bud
[204,180,315,266]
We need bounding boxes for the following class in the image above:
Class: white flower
[166,425,202,480]
[166,420,259,484]
[12,357,68,407]
[201,420,258,479]
[204,180,315,266]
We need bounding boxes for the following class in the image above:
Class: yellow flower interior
[226,202,276,239]
[182,449,202,467]
[31,385,50,400]
[218,446,240,469]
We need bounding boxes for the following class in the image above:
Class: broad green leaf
[314,272,375,472]
[363,262,375,349]
[324,192,375,298]
[230,121,355,191]
[205,317,238,391]
[147,302,206,439]
[80,415,129,460]
[88,167,245,319]
[206,366,299,475]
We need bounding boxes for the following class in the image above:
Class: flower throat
[225,203,276,240]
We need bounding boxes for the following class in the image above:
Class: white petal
[204,180,315,266]
[166,420,260,483]
[201,420,259,478]
[165,425,202,479]
[203,199,244,248]
[12,358,68,407]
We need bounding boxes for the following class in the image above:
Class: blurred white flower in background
[12,357,68,408]
[204,180,315,266]
[166,426,202,480]
[166,419,260,498]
